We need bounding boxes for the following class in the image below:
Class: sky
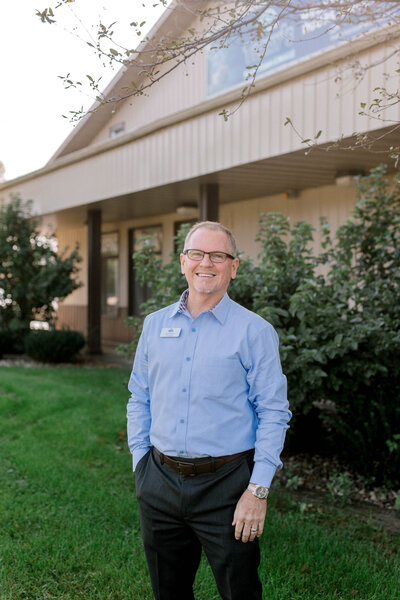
[0,0,169,181]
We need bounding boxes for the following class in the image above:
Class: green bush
[309,165,400,486]
[270,165,400,486]
[24,329,85,363]
[0,329,27,356]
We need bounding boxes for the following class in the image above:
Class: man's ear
[180,253,186,275]
[231,257,239,280]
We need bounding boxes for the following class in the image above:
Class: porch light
[176,203,198,216]
[335,170,364,187]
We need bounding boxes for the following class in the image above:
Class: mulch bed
[276,453,399,510]
[275,454,400,535]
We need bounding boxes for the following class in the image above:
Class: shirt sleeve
[246,324,291,488]
[127,316,152,470]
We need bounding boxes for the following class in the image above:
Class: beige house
[1,3,399,352]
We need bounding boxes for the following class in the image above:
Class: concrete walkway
[81,345,133,369]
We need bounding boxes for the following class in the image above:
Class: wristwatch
[247,483,269,500]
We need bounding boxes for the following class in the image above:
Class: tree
[37,1,400,158]
[0,195,82,347]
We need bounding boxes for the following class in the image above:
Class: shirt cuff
[250,462,277,488]
[132,447,151,471]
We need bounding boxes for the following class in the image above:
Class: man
[127,221,291,600]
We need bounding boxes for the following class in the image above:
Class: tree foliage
[122,165,400,486]
[0,195,82,346]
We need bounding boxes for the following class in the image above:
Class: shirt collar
[169,289,231,324]
[209,292,231,324]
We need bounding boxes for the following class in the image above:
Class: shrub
[0,329,27,356]
[24,329,85,363]
[317,165,400,486]
[287,165,400,485]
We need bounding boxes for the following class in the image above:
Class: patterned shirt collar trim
[178,289,189,313]
[168,290,189,318]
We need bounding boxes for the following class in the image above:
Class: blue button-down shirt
[127,291,291,487]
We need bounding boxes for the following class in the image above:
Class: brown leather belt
[154,447,252,476]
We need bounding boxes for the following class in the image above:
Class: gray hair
[183,221,237,256]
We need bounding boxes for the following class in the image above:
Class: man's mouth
[195,273,215,278]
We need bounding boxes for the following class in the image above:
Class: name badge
[160,327,181,338]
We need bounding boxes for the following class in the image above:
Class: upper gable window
[109,122,125,139]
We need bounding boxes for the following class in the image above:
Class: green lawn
[0,366,399,600]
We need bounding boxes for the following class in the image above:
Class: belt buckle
[177,461,197,476]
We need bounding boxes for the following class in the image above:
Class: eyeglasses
[183,249,235,263]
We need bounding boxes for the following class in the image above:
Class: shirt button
[182,388,187,392]
[186,357,191,361]
[179,450,184,454]
[180,419,184,423]
[191,328,196,332]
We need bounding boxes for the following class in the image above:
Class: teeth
[197,273,214,278]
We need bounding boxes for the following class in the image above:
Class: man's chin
[192,284,215,295]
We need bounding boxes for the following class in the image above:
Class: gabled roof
[48,0,196,162]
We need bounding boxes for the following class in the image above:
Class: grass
[0,366,399,600]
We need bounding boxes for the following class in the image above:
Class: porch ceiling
[55,130,397,227]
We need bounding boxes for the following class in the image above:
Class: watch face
[255,486,268,499]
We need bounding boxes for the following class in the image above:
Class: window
[109,122,125,139]
[128,225,162,316]
[101,232,119,317]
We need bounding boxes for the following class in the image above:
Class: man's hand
[232,489,267,543]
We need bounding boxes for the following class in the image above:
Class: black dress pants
[135,448,262,600]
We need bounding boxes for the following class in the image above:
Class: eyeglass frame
[182,249,236,263]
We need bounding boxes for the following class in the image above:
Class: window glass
[101,232,119,317]
[129,225,162,316]
[134,226,163,253]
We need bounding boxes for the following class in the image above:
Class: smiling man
[127,221,291,600]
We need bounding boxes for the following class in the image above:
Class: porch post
[87,209,102,354]
[199,183,219,222]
